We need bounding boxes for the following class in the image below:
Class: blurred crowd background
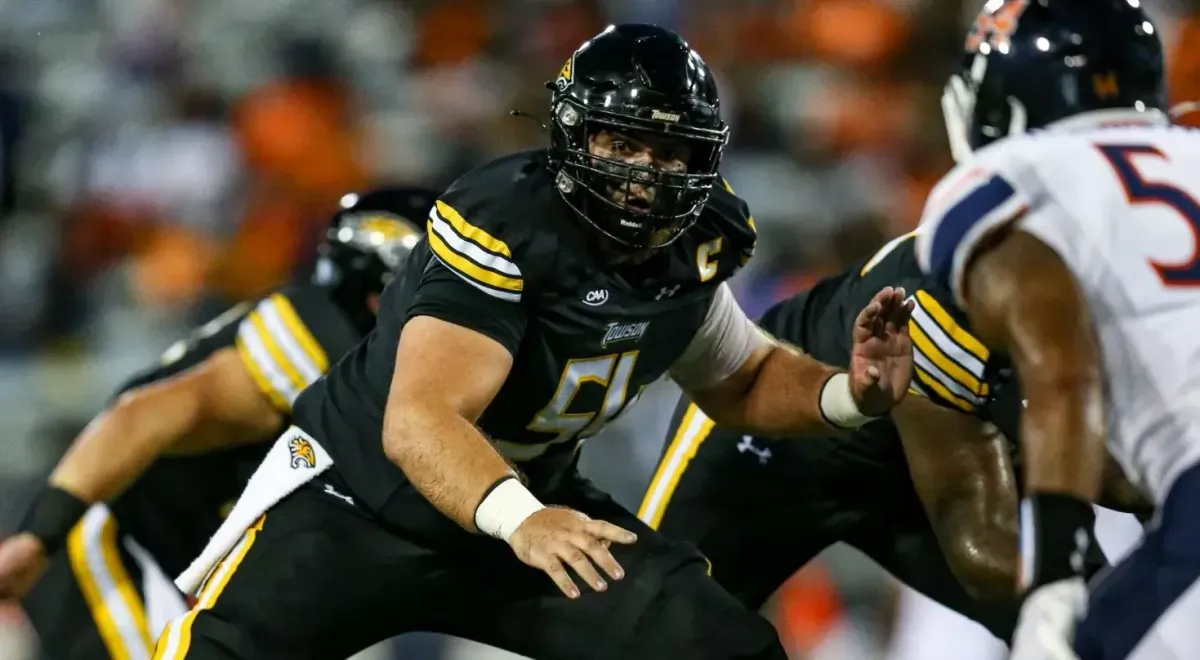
[0,0,1194,658]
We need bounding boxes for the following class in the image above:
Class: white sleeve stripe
[236,321,300,405]
[430,251,523,302]
[429,207,522,277]
[913,350,985,405]
[256,299,323,385]
[909,303,988,376]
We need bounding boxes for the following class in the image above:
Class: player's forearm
[693,343,843,437]
[382,401,519,533]
[49,389,201,504]
[1018,371,1105,502]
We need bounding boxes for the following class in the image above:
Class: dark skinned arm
[962,229,1106,590]
[893,394,1018,600]
[50,347,285,504]
[963,230,1105,505]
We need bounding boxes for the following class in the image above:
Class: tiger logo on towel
[289,436,317,469]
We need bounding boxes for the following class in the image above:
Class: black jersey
[292,150,758,514]
[759,233,1020,460]
[107,283,361,576]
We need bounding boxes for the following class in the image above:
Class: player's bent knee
[625,559,786,660]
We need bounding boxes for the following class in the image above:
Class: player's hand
[507,507,637,599]
[849,286,915,416]
[0,532,49,600]
[1010,578,1086,660]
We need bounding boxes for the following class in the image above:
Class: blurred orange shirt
[219,79,370,300]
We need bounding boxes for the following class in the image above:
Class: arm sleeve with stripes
[234,294,331,411]
[906,289,991,413]
[425,199,525,302]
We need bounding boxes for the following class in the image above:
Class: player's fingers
[538,553,581,599]
[583,519,638,545]
[557,543,608,592]
[573,532,626,581]
[856,301,882,329]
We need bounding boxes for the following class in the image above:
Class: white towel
[175,426,333,594]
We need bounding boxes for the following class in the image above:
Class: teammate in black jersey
[0,187,435,660]
[154,25,913,660]
[640,232,1152,642]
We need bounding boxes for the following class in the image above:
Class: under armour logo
[736,435,772,465]
[655,285,681,300]
[323,483,355,507]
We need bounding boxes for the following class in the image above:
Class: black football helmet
[315,186,435,326]
[548,24,729,250]
[943,0,1167,162]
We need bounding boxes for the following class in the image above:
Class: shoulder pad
[685,177,758,285]
[913,144,1039,305]
[713,178,758,267]
[426,169,538,303]
[234,284,358,411]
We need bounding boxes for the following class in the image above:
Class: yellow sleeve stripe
[427,216,523,300]
[914,290,989,363]
[913,364,975,412]
[67,506,153,656]
[909,320,987,397]
[249,313,306,390]
[638,403,716,529]
[234,294,331,408]
[267,294,329,373]
[435,200,513,259]
[235,337,291,412]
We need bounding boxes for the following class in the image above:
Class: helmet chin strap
[941,74,977,164]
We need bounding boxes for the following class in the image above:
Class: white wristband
[819,372,878,429]
[474,477,545,541]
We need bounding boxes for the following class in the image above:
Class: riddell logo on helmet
[651,110,681,123]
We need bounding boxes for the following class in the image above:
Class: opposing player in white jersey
[914,1,1198,659]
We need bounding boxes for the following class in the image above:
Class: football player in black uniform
[641,232,1151,642]
[0,187,436,660]
[153,24,914,660]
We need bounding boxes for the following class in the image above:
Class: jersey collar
[1044,108,1171,134]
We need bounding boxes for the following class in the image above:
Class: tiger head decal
[288,436,317,469]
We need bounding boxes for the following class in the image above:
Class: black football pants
[151,471,786,660]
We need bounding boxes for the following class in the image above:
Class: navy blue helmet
[943,0,1166,162]
[548,24,729,251]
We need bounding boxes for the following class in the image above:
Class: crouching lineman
[0,187,437,659]
[641,229,1149,645]
[918,1,1200,658]
[152,24,914,660]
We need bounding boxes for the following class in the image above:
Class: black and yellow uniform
[23,284,363,660]
[153,150,785,660]
[639,233,1032,640]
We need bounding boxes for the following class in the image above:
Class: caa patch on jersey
[914,161,1033,306]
